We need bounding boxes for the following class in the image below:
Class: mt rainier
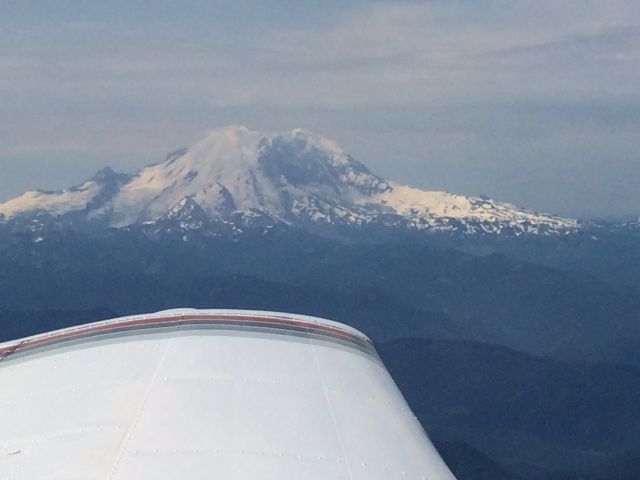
[0,125,577,236]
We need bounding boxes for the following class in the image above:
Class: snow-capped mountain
[0,126,578,236]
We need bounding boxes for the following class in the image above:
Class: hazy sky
[1,0,639,219]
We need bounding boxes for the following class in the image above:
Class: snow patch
[0,181,101,218]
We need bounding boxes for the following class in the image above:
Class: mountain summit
[0,126,577,235]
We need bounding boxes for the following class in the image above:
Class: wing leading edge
[0,309,456,479]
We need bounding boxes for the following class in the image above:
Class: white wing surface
[0,309,456,479]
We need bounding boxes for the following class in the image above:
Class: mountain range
[0,125,579,236]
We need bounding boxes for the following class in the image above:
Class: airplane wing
[0,309,456,479]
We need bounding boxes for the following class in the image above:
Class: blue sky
[1,0,639,219]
